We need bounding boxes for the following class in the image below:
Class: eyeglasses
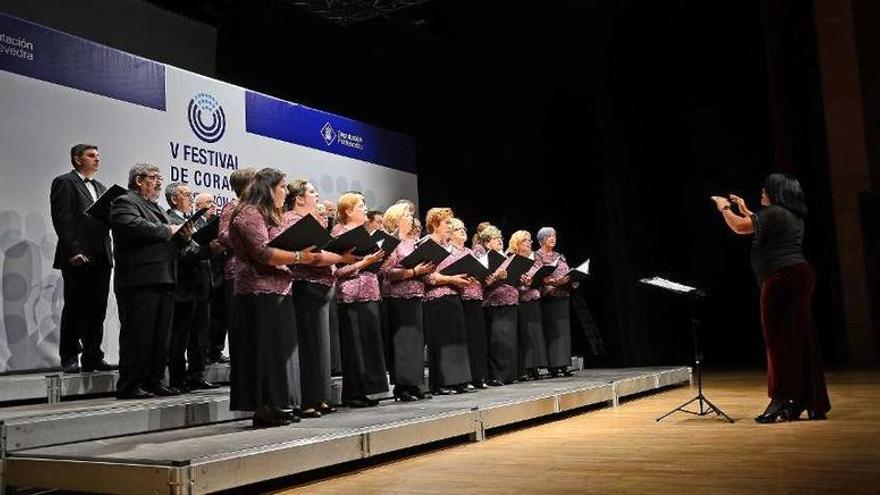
[141,173,163,181]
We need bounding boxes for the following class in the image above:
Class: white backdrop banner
[0,12,418,373]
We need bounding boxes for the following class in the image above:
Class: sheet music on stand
[639,276,700,295]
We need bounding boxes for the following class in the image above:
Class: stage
[0,366,689,494]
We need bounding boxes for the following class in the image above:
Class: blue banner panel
[0,12,165,111]
[245,91,416,174]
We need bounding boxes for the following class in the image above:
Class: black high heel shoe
[755,398,788,424]
[807,409,827,420]
[788,402,827,421]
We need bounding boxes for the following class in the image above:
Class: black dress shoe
[316,402,337,414]
[394,389,418,402]
[147,385,182,397]
[188,379,220,390]
[116,388,156,400]
[171,382,192,394]
[61,361,81,374]
[253,411,296,427]
[455,384,472,394]
[81,360,114,372]
[487,379,505,387]
[299,408,322,418]
[345,397,373,408]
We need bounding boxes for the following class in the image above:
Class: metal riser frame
[3,368,690,495]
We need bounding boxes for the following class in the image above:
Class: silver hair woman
[534,226,575,377]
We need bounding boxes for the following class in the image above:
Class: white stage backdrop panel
[0,12,418,373]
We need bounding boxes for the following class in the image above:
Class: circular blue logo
[188,93,226,143]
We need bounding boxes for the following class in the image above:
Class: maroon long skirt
[759,263,831,414]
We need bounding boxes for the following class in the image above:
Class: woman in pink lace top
[450,218,489,388]
[422,208,473,395]
[283,180,359,418]
[379,202,434,401]
[227,168,319,427]
[470,221,492,259]
[535,227,575,377]
[332,192,387,408]
[216,168,255,364]
[480,226,519,385]
[509,230,548,381]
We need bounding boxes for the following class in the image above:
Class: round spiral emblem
[187,93,226,143]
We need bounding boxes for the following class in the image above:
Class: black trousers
[116,285,175,394]
[59,264,111,365]
[208,281,228,357]
[292,281,334,406]
[169,298,210,386]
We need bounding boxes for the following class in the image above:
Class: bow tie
[83,178,92,184]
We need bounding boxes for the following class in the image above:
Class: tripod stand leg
[700,395,734,423]
[656,395,701,422]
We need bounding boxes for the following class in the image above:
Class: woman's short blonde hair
[337,192,363,224]
[478,225,502,245]
[507,230,532,254]
[383,202,412,233]
[425,207,454,234]
[450,218,465,232]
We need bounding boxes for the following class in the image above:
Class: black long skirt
[230,293,301,412]
[541,297,572,369]
[517,299,549,371]
[462,299,489,384]
[329,295,342,376]
[379,299,394,383]
[386,297,425,388]
[337,300,389,400]
[423,295,472,388]
[485,304,518,383]
[292,281,333,406]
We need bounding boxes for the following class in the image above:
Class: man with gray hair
[165,184,220,392]
[110,165,193,399]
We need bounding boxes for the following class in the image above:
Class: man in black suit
[110,164,193,399]
[50,144,114,373]
[196,192,230,365]
[165,184,221,392]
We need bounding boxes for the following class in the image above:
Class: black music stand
[640,277,733,423]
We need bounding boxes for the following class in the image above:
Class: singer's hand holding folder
[267,214,332,252]
[400,238,451,269]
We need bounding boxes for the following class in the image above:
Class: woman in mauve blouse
[227,168,318,427]
[480,226,518,386]
[283,180,358,418]
[332,192,387,408]
[422,208,473,395]
[509,230,548,381]
[379,202,435,401]
[450,218,490,389]
[534,226,575,377]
